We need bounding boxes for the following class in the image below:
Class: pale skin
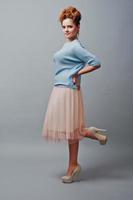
[61,18,101,176]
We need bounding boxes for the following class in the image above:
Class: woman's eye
[62,25,73,28]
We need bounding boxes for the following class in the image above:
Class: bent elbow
[95,63,101,69]
[94,58,101,69]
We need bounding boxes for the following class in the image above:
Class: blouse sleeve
[73,45,101,68]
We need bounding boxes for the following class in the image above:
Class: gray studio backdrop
[0,0,132,145]
[0,0,133,200]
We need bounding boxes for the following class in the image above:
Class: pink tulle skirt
[41,86,87,144]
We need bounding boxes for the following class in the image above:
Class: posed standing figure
[41,6,108,183]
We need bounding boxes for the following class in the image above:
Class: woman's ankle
[84,129,98,140]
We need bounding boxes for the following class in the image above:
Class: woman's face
[61,18,80,41]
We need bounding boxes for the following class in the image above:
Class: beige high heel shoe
[85,127,108,145]
[62,164,81,183]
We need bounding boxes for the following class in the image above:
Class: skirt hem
[42,125,86,144]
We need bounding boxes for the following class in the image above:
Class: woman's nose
[65,27,68,32]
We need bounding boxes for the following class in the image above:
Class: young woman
[41,6,108,183]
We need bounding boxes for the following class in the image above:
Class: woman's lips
[65,33,70,35]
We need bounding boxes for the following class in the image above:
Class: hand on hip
[72,74,80,90]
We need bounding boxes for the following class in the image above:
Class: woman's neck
[65,36,78,43]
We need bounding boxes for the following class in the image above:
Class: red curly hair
[59,6,81,26]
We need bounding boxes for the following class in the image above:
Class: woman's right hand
[72,74,80,90]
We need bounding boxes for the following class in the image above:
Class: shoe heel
[99,134,108,145]
[72,165,81,182]
[95,132,108,145]
[72,173,81,182]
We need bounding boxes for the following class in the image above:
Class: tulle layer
[41,86,87,144]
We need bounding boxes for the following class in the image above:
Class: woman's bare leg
[65,129,101,176]
[66,140,80,176]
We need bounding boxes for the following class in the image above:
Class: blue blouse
[53,38,101,90]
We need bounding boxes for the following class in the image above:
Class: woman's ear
[77,24,80,31]
[77,24,80,35]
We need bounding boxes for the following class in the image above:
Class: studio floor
[0,136,133,200]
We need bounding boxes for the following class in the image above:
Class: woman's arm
[77,64,101,76]
[72,44,101,88]
[72,64,100,89]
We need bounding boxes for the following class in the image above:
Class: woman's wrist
[77,71,81,76]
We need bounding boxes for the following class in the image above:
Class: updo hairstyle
[59,6,81,26]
